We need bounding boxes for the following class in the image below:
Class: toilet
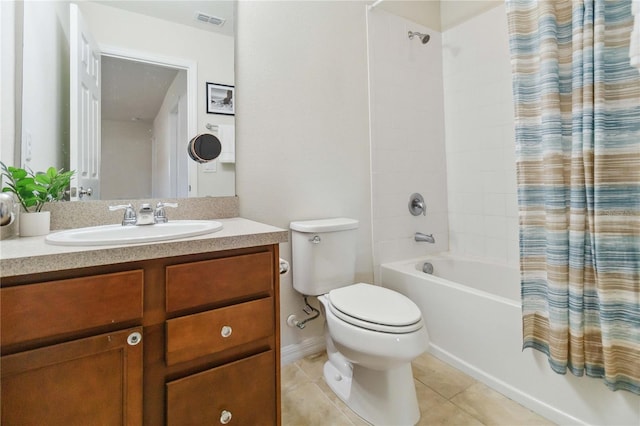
[290,218,428,426]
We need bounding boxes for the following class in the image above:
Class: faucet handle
[154,202,178,224]
[109,203,136,226]
[409,193,426,216]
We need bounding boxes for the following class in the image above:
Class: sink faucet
[415,232,435,243]
[136,203,155,225]
[109,202,178,226]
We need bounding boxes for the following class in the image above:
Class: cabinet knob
[220,325,233,338]
[220,409,232,424]
[127,332,142,346]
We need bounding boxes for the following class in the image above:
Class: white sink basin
[45,220,223,246]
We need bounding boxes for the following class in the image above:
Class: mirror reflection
[8,0,235,200]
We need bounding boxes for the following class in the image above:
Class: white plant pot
[19,211,51,237]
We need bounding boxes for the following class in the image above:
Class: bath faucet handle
[154,202,178,224]
[409,193,426,216]
[109,203,136,226]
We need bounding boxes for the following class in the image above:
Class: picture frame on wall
[206,82,234,115]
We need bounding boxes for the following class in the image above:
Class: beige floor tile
[415,379,485,426]
[295,351,328,381]
[281,381,354,426]
[412,352,477,399]
[450,383,555,426]
[314,376,370,426]
[283,352,554,426]
[282,363,312,395]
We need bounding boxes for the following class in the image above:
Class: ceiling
[101,56,180,123]
[93,0,235,37]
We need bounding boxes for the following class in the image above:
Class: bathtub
[381,253,639,426]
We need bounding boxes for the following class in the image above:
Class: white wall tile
[369,9,448,272]
[443,2,517,267]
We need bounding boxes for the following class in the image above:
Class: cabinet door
[167,350,275,426]
[1,327,143,426]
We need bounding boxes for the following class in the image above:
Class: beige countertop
[0,218,288,278]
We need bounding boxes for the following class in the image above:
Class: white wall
[1,1,17,166]
[20,0,70,173]
[101,119,152,199]
[442,4,519,267]
[368,9,449,281]
[236,1,373,351]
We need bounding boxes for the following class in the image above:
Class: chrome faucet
[109,202,178,226]
[154,202,178,223]
[415,232,435,243]
[109,203,137,226]
[136,203,155,225]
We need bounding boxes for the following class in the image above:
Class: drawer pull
[220,410,233,424]
[127,331,142,346]
[220,325,233,338]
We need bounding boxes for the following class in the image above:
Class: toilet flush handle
[309,235,321,244]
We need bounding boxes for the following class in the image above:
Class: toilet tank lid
[290,218,358,233]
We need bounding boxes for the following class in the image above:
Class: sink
[45,220,223,246]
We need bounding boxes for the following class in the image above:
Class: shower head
[408,31,430,44]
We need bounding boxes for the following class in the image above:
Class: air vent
[195,12,226,26]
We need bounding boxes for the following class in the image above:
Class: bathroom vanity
[0,214,288,425]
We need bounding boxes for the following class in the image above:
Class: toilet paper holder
[279,258,289,275]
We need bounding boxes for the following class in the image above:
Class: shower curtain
[506,0,640,394]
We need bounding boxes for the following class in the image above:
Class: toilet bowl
[318,283,428,426]
[290,218,428,425]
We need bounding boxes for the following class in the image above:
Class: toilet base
[323,359,420,426]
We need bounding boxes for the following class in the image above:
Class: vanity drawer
[165,297,274,366]
[1,270,144,348]
[165,251,273,313]
[166,350,276,426]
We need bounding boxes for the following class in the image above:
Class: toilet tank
[290,218,359,296]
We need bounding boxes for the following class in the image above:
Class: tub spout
[415,232,435,243]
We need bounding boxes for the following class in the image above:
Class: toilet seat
[327,283,423,334]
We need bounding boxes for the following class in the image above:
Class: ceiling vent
[195,12,226,26]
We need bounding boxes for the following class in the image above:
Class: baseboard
[428,344,587,426]
[281,336,326,366]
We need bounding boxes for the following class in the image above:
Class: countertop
[0,217,288,278]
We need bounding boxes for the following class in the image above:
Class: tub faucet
[415,232,435,243]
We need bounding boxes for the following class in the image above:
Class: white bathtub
[381,254,640,426]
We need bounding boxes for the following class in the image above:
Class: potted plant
[1,162,75,236]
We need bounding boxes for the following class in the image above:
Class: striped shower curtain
[506,0,640,394]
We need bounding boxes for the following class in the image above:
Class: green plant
[1,162,75,213]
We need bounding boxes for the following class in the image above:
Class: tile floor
[282,351,555,426]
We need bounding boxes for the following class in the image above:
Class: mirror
[7,0,235,200]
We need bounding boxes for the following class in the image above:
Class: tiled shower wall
[442,4,519,267]
[368,9,449,281]
[370,3,519,277]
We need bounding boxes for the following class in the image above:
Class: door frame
[99,45,198,197]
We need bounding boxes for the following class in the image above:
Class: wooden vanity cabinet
[1,271,145,425]
[0,244,281,426]
[1,327,144,425]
